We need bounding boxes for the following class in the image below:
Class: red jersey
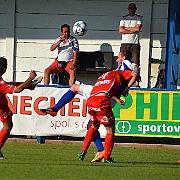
[0,77,15,111]
[90,70,132,98]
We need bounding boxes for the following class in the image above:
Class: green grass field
[0,142,180,180]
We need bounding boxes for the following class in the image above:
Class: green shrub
[151,58,165,64]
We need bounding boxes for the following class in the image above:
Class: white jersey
[79,83,117,108]
[117,59,135,71]
[117,59,140,78]
[54,35,79,62]
[79,84,93,100]
[119,14,142,44]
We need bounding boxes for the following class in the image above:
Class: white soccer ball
[73,21,88,36]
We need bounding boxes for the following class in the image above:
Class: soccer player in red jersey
[0,57,41,159]
[78,51,138,163]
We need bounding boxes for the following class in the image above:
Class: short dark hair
[61,24,70,32]
[120,50,132,60]
[0,57,7,72]
[128,3,137,8]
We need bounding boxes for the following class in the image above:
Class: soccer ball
[73,21,88,36]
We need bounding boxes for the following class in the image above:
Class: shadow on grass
[1,159,179,168]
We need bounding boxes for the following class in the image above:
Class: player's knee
[70,84,79,92]
[44,68,49,74]
[3,120,13,132]
[70,84,76,91]
[104,125,114,134]
[92,122,100,130]
[87,120,92,129]
[69,69,75,75]
[44,68,53,76]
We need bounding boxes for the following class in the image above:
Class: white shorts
[79,84,93,100]
[79,83,117,107]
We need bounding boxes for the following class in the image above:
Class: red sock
[0,128,9,149]
[104,133,114,160]
[82,127,96,152]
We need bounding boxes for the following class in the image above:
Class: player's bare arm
[14,70,36,93]
[112,96,125,106]
[133,64,139,73]
[128,72,138,87]
[122,72,138,96]
[133,65,141,82]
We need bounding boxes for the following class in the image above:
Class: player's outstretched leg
[40,108,57,117]
[0,119,13,159]
[78,127,97,161]
[40,84,80,116]
[87,120,105,162]
[52,89,76,112]
[40,89,76,116]
[91,131,105,162]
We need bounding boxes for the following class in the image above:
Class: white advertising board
[1,86,106,137]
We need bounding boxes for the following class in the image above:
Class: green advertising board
[113,90,180,138]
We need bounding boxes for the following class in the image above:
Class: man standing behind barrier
[44,24,79,86]
[119,3,142,87]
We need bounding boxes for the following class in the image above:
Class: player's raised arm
[122,71,137,96]
[14,70,36,93]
